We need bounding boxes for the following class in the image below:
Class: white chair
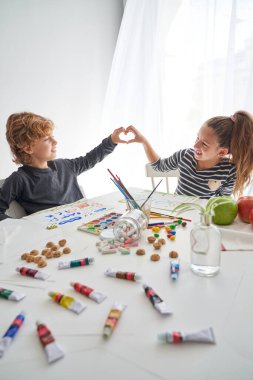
[145,163,179,193]
[0,179,27,219]
[78,182,86,198]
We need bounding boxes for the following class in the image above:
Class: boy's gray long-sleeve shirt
[0,136,116,220]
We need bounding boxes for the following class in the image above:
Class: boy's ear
[22,145,33,154]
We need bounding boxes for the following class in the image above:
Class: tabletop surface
[0,188,253,380]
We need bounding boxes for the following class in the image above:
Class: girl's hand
[124,125,147,144]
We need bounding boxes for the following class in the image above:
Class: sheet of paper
[119,190,205,212]
[23,199,109,229]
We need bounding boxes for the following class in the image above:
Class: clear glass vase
[190,212,221,277]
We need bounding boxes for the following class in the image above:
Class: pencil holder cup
[113,208,149,243]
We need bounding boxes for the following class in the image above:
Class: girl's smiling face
[193,124,228,169]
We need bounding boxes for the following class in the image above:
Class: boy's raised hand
[111,127,128,144]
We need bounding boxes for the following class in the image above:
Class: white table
[1,189,253,380]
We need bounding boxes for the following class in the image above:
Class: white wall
[0,0,147,198]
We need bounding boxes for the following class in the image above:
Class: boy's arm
[64,126,158,175]
[63,134,119,176]
[125,125,159,163]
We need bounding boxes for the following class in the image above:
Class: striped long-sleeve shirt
[151,148,236,199]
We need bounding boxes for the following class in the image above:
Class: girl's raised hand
[124,125,147,144]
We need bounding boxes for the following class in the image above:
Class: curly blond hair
[206,110,253,197]
[6,112,54,165]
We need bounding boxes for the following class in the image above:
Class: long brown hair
[6,112,54,165]
[206,110,253,197]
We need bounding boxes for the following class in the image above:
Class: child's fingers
[116,126,126,133]
[117,138,128,144]
[126,138,137,144]
[125,125,136,133]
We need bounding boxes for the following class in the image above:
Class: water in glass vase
[190,213,221,277]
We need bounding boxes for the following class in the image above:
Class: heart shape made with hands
[119,131,135,142]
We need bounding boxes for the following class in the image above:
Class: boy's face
[24,134,57,167]
[193,124,228,168]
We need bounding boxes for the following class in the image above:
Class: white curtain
[101,0,181,192]
[102,0,181,139]
[162,0,253,194]
[161,0,253,156]
[101,0,253,194]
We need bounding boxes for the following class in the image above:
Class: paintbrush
[140,179,163,209]
[150,211,192,222]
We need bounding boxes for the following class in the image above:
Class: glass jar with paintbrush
[113,196,151,243]
[113,185,162,243]
[107,168,162,242]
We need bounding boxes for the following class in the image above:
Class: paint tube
[0,287,25,302]
[58,257,94,269]
[170,260,180,281]
[16,267,50,280]
[103,303,127,338]
[143,284,172,315]
[70,282,106,304]
[158,327,216,344]
[48,291,86,314]
[36,321,64,363]
[0,311,25,358]
[105,267,142,281]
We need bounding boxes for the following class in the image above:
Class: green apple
[206,196,238,225]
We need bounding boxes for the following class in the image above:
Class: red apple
[237,196,253,223]
[250,209,253,229]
